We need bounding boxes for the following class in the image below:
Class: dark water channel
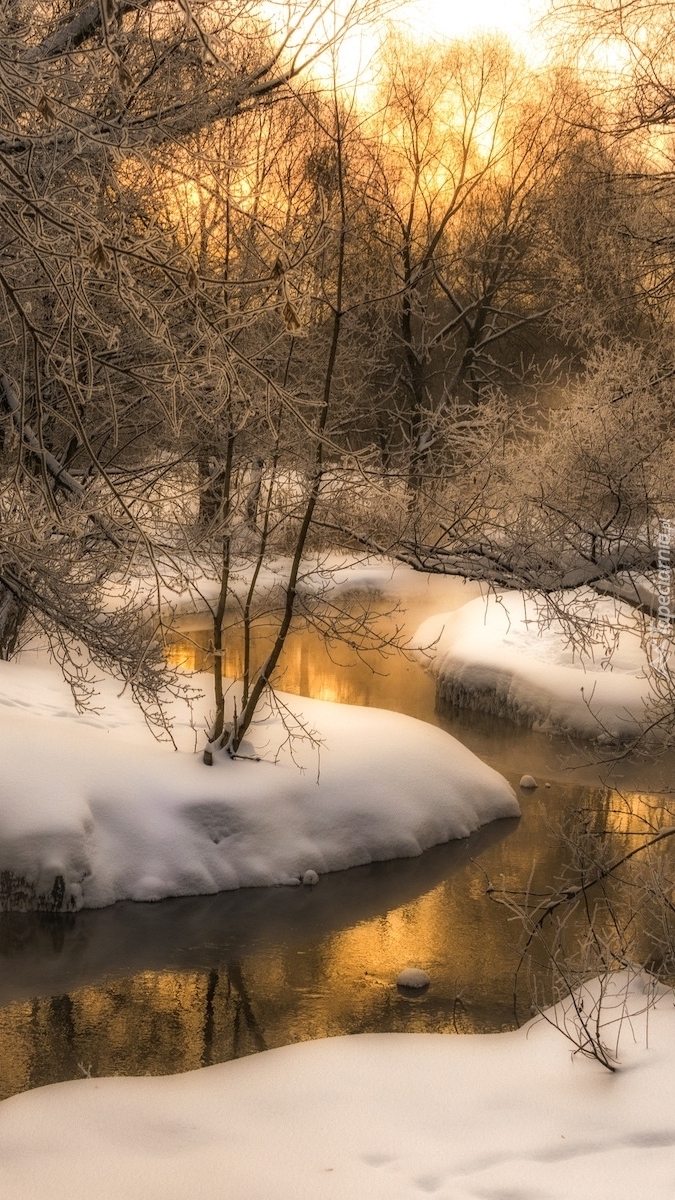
[1,585,672,1099]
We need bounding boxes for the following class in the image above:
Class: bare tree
[194,65,405,761]
[488,786,675,1069]
[349,37,572,491]
[0,0,387,717]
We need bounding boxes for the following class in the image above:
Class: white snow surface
[0,973,673,1199]
[413,590,651,741]
[0,658,517,909]
[396,967,430,988]
[119,552,482,619]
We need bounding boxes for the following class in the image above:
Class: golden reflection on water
[0,777,671,1098]
[601,790,675,837]
[0,968,257,1094]
[166,602,441,724]
[2,593,674,1099]
[0,876,508,1099]
[0,785,566,1097]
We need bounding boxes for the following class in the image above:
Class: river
[0,581,670,1099]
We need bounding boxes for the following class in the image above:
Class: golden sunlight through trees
[257,0,547,100]
[2,0,675,1156]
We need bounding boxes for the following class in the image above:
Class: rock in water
[397,968,430,989]
[302,869,319,886]
[519,774,538,790]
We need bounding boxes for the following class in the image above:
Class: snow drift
[413,590,651,741]
[0,660,517,910]
[0,973,671,1200]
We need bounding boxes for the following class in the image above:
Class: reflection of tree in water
[29,992,77,1090]
[202,962,266,1068]
[0,911,76,958]
[202,969,218,1067]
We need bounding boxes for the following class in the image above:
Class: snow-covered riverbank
[110,552,482,620]
[413,590,651,741]
[1,563,671,1199]
[0,972,670,1199]
[157,555,655,744]
[1,564,661,910]
[0,657,517,910]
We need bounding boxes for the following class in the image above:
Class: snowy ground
[0,656,517,910]
[0,972,672,1199]
[2,564,672,1196]
[413,590,652,741]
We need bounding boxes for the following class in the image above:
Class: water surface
[1,585,671,1098]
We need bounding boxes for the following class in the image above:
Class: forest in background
[0,0,674,753]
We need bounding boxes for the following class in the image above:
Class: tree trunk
[0,583,26,660]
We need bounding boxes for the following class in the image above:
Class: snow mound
[413,591,651,741]
[0,973,672,1200]
[0,661,517,911]
[396,967,430,988]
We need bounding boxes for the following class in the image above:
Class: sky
[320,0,551,95]
[259,0,554,94]
[395,0,540,44]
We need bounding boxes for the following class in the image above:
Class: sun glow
[396,0,542,44]
[260,0,547,104]
[340,0,548,95]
